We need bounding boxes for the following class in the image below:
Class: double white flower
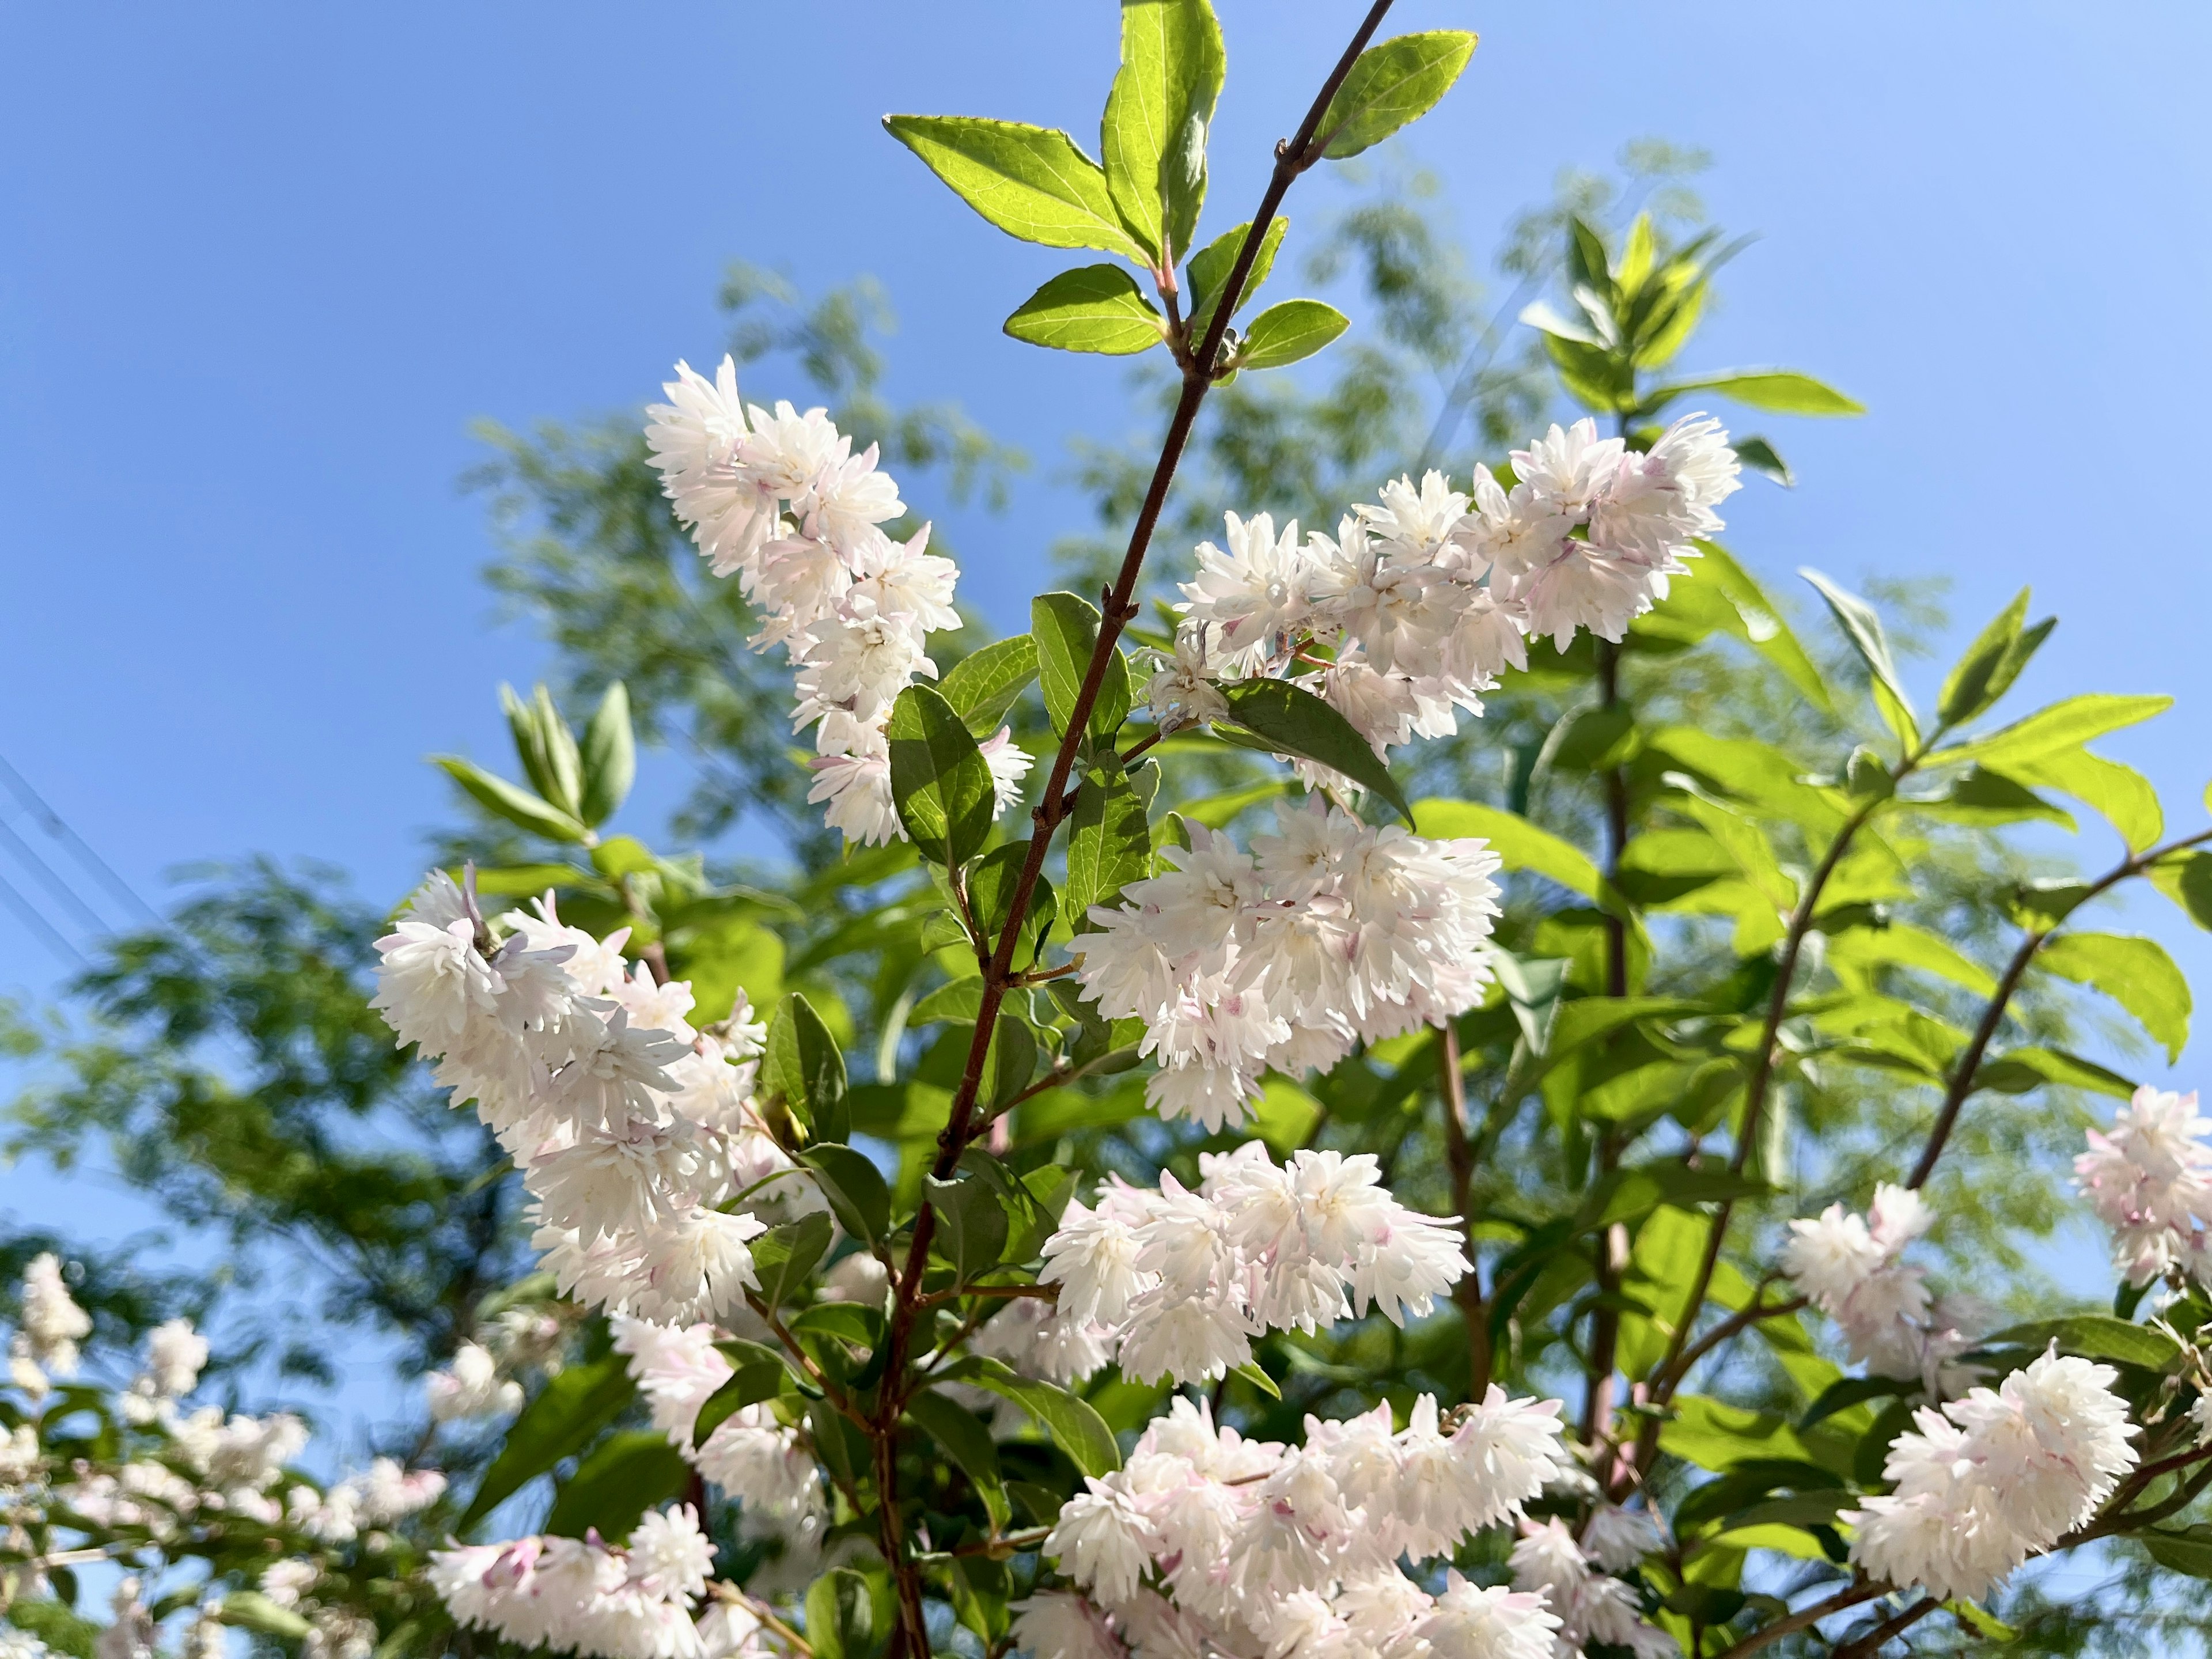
[645,357,1029,847]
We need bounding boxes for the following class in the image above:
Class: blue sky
[3,1,2211,1406]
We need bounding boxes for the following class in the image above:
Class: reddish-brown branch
[865,11,1402,1647]
[1907,823,2212,1189]
[1435,1020,1491,1393]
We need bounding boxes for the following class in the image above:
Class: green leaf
[1945,1601,2018,1640]
[1315,30,1478,159]
[1066,756,1154,922]
[1799,569,1914,736]
[435,756,587,844]
[882,116,1142,259]
[1974,1046,2136,1100]
[1005,264,1167,355]
[1933,692,2173,771]
[503,682,585,819]
[888,684,996,869]
[462,1351,636,1528]
[925,1169,1011,1282]
[1032,593,1132,740]
[1937,589,2032,726]
[906,1387,1011,1529]
[544,1430,691,1540]
[2036,932,2191,1062]
[1645,370,1865,416]
[986,1015,1039,1108]
[944,1355,1122,1476]
[911,978,984,1025]
[2149,850,2212,933]
[1983,1314,2181,1372]
[1798,1374,1914,1431]
[1823,921,1996,997]
[2142,1524,2212,1580]
[1660,1396,1830,1474]
[1230,1359,1281,1400]
[1101,0,1225,264]
[938,635,1041,736]
[763,992,849,1140]
[215,1594,312,1643]
[1217,677,1411,823]
[798,1145,892,1251]
[1696,542,1832,713]
[1233,299,1349,370]
[1731,435,1793,486]
[692,1343,797,1447]
[1411,798,1611,908]
[753,1212,835,1308]
[1185,218,1287,338]
[804,1568,876,1659]
[578,682,636,827]
[1993,745,2162,852]
[967,842,1056,963]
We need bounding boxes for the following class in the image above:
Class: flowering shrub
[12,5,2212,1659]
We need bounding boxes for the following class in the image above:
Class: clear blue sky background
[3,1,2210,1422]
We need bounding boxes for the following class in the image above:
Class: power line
[0,813,113,936]
[0,749,160,926]
[0,863,85,966]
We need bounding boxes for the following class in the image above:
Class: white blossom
[1846,1346,2138,1601]
[1782,1184,1971,1393]
[2075,1085,2212,1286]
[431,1505,718,1659]
[1072,800,1499,1129]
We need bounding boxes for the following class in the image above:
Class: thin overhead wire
[0,863,85,965]
[0,813,113,935]
[0,748,161,926]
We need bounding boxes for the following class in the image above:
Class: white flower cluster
[1039,1144,1468,1387]
[427,1306,569,1422]
[1508,1517,1677,1658]
[1846,1347,2138,1601]
[613,1317,827,1549]
[431,1505,751,1659]
[7,1252,92,1396]
[1073,799,1501,1129]
[372,873,815,1326]
[1780,1184,1972,1394]
[1161,418,1738,768]
[644,357,1031,845]
[2075,1085,2212,1286]
[1025,1392,1571,1659]
[426,1339,526,1422]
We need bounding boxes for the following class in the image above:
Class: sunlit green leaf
[2036,932,2190,1062]
[1233,300,1349,370]
[882,116,1143,259]
[1005,265,1166,354]
[1101,0,1224,263]
[888,684,995,869]
[1316,30,1478,159]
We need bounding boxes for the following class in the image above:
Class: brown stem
[1585,642,1631,1447]
[1436,1020,1491,1392]
[1652,788,1891,1417]
[1906,823,2212,1189]
[864,10,1401,1644]
[1831,1596,1938,1658]
[1654,1292,1808,1402]
[1119,729,1164,767]
[1709,1581,1882,1659]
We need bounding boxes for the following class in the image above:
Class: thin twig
[1708,1581,1882,1659]
[1831,1595,1938,1658]
[1907,824,2212,1188]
